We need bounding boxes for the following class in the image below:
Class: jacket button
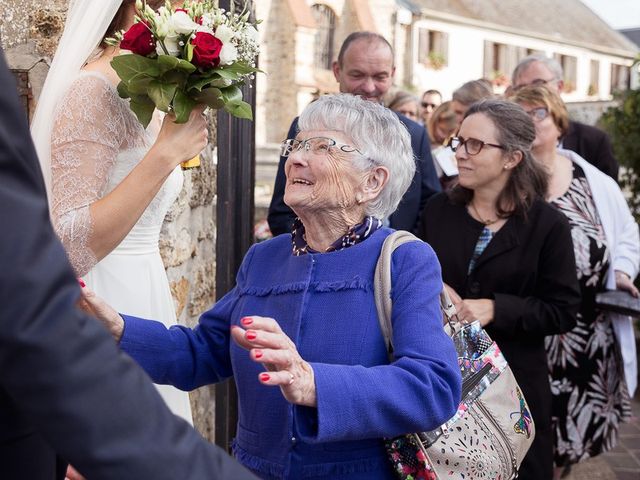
[469,282,480,295]
[291,437,297,444]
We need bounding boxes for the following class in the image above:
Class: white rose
[170,10,199,35]
[157,33,181,57]
[219,42,238,65]
[155,15,170,38]
[244,25,259,42]
[215,24,235,44]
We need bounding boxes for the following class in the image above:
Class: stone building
[1,1,220,440]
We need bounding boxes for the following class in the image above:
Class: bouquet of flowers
[106,0,260,129]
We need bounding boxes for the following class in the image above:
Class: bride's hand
[615,270,639,298]
[151,105,208,168]
[78,283,125,341]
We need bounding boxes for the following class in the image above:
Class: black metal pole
[214,0,256,452]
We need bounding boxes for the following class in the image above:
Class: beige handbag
[375,231,535,480]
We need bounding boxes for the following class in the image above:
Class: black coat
[267,113,441,235]
[419,193,580,480]
[562,120,618,181]
[0,50,256,480]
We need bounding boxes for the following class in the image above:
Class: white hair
[298,94,415,220]
[512,54,563,85]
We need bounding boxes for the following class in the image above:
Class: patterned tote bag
[374,231,535,480]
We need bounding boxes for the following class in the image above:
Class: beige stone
[170,277,190,318]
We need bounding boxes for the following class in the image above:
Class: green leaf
[147,80,177,112]
[219,85,243,104]
[187,75,232,92]
[157,54,197,74]
[173,89,197,124]
[213,62,260,78]
[126,77,155,95]
[161,69,189,90]
[117,81,131,99]
[186,43,195,63]
[224,100,253,120]
[129,95,156,128]
[111,54,161,82]
[192,87,225,109]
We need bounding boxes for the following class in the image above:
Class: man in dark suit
[512,54,619,180]
[0,49,255,480]
[268,32,441,235]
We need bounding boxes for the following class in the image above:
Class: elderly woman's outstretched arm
[292,241,461,443]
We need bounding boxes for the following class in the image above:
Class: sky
[580,0,640,30]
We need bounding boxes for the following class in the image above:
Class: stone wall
[2,0,218,441]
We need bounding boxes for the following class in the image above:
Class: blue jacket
[267,114,441,236]
[120,228,461,479]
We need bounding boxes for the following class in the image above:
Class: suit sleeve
[595,129,619,181]
[0,51,256,480]
[491,214,580,338]
[416,125,441,210]
[295,241,461,442]
[267,119,299,236]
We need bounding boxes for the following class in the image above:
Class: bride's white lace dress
[50,70,192,423]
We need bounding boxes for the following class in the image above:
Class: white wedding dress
[50,70,193,423]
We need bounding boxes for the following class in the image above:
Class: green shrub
[600,86,640,220]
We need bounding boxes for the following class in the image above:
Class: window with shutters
[588,60,600,96]
[483,41,519,87]
[553,53,578,92]
[610,63,631,93]
[311,4,336,70]
[417,28,448,69]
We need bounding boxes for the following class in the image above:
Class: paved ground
[566,393,640,480]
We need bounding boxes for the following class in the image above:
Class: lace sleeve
[50,74,126,276]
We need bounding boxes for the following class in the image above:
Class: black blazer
[0,50,255,480]
[267,112,441,235]
[419,193,580,480]
[562,120,618,180]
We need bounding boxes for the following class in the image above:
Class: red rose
[120,22,156,56]
[191,31,223,68]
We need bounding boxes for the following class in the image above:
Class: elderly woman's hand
[78,283,125,341]
[231,316,317,407]
[615,270,640,298]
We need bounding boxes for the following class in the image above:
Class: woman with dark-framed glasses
[417,99,581,480]
[510,85,640,478]
[80,93,461,480]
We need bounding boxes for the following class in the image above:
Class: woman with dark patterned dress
[511,86,640,477]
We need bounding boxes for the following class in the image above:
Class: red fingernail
[78,278,86,288]
[254,349,263,359]
[241,317,253,326]
[246,331,257,341]
[260,373,270,382]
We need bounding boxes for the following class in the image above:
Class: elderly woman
[85,94,461,480]
[510,85,640,476]
[417,100,581,480]
[386,90,420,122]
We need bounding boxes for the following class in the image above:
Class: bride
[31,0,204,424]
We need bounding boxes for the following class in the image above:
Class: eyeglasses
[513,78,558,91]
[525,107,549,122]
[449,136,505,156]
[280,136,364,158]
[421,102,438,109]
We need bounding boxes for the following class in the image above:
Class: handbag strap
[374,231,458,361]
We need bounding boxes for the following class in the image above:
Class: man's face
[513,61,562,92]
[332,39,395,103]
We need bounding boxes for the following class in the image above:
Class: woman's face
[393,100,419,122]
[518,102,561,152]
[283,130,369,218]
[454,113,512,192]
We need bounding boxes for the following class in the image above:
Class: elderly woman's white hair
[298,94,415,220]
